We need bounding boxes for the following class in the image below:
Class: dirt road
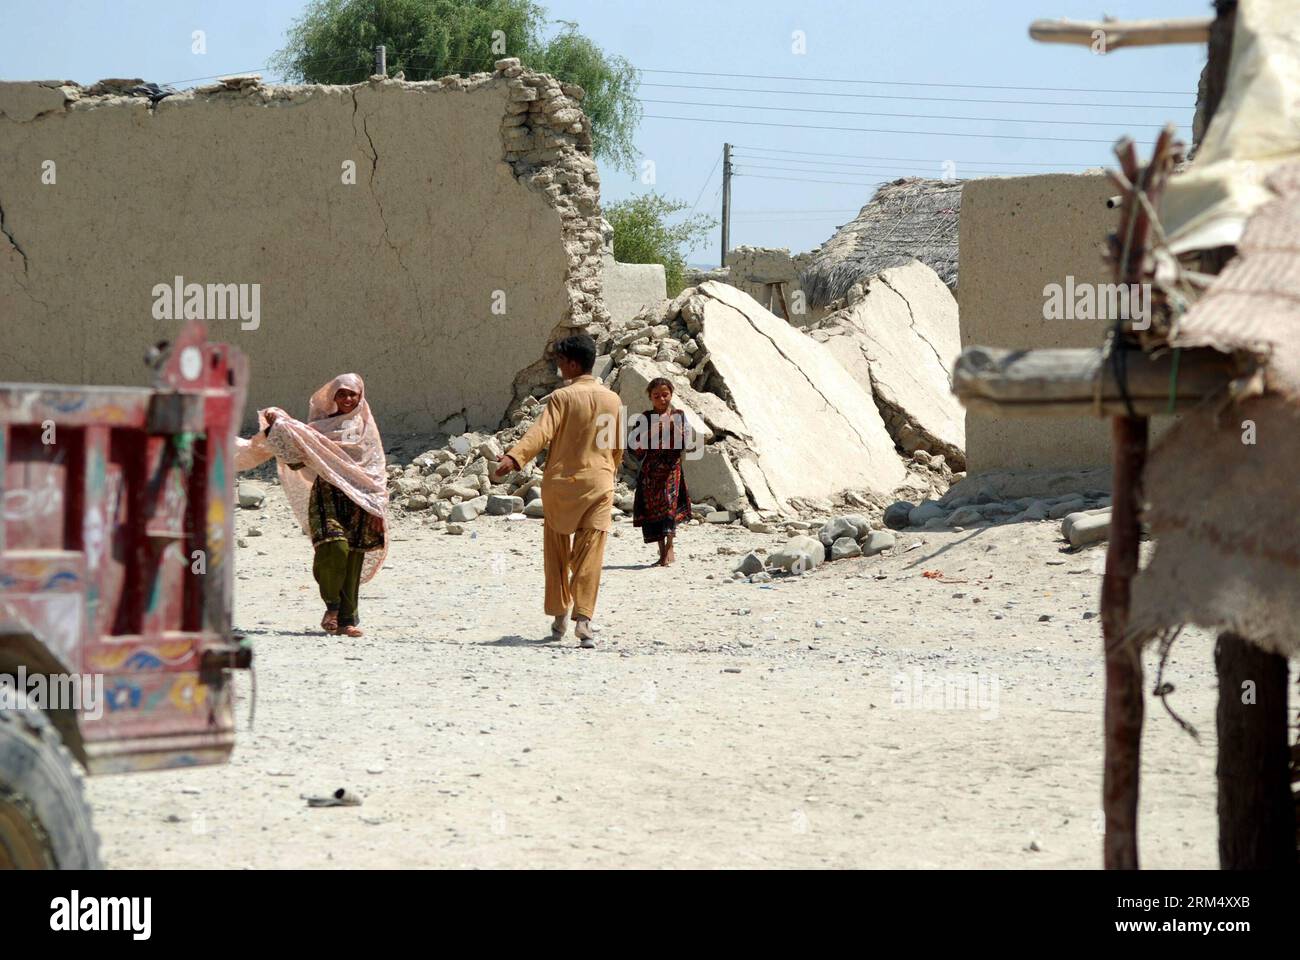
[87,498,1221,868]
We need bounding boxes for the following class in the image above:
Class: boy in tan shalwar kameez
[495,334,623,648]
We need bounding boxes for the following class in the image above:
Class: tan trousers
[543,525,608,620]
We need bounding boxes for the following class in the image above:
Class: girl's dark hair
[552,333,597,373]
[646,377,675,395]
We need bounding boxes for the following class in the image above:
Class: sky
[1,0,1209,266]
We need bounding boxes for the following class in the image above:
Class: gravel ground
[85,495,1224,868]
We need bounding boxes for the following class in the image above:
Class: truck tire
[0,698,101,869]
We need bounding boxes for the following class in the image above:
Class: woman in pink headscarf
[236,374,388,637]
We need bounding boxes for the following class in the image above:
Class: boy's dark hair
[552,333,597,373]
[646,377,675,395]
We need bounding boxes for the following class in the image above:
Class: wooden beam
[1030,17,1212,51]
[953,345,1240,417]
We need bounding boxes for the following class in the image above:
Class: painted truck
[0,322,252,868]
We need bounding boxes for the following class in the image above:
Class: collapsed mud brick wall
[0,60,606,433]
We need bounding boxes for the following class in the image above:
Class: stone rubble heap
[381,279,962,534]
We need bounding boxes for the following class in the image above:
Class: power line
[688,147,723,217]
[734,144,1102,167]
[732,208,860,213]
[642,113,1119,144]
[731,153,1034,174]
[735,162,1022,178]
[638,97,1176,129]
[737,173,890,188]
[641,80,1193,111]
[637,67,1192,97]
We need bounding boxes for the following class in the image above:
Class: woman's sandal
[341,625,363,637]
[321,610,339,634]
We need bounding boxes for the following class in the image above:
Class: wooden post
[1214,634,1295,868]
[721,143,732,269]
[1101,414,1146,869]
[1098,128,1177,869]
[1189,0,1293,869]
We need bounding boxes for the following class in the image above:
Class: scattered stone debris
[382,282,961,535]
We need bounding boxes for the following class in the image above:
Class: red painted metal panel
[0,322,250,774]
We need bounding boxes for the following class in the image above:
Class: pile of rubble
[383,276,963,532]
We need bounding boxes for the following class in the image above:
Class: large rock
[908,500,947,527]
[439,483,479,501]
[1067,511,1110,548]
[883,501,914,529]
[819,260,965,468]
[237,481,267,509]
[486,494,524,515]
[768,535,825,573]
[695,282,906,503]
[818,517,859,548]
[830,536,862,560]
[449,502,479,523]
[861,530,895,556]
[682,445,747,507]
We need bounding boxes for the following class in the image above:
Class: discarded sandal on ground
[304,788,362,808]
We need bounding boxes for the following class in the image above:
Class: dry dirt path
[86,498,1221,868]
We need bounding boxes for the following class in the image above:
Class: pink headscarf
[236,373,388,582]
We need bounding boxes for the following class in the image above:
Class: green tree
[536,27,639,174]
[605,193,717,296]
[271,0,640,171]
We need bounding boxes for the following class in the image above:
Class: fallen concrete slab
[813,259,965,469]
[694,281,907,503]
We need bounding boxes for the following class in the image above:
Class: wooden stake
[1030,17,1212,51]
[1098,128,1178,870]
[1102,414,1146,869]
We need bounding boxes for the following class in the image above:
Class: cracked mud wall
[0,63,604,433]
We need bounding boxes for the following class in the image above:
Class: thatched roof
[799,178,961,307]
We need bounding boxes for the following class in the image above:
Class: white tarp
[1161,0,1300,252]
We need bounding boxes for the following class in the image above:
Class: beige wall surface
[601,255,665,326]
[724,246,826,326]
[0,73,598,434]
[958,173,1121,472]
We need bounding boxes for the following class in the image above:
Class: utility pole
[720,143,732,269]
[374,45,387,77]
